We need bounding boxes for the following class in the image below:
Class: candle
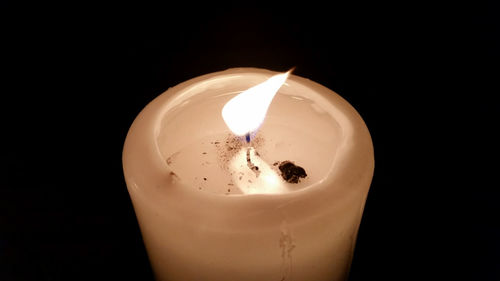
[122,68,374,281]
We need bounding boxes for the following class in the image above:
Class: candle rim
[123,67,374,224]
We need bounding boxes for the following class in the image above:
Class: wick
[245,133,251,143]
[246,147,261,177]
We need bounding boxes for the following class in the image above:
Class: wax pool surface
[160,89,341,195]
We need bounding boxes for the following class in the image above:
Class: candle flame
[222,70,291,137]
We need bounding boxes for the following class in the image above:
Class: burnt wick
[246,148,261,177]
[278,161,307,183]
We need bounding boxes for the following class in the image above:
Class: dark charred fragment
[278,161,307,183]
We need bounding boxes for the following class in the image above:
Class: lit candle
[122,68,374,281]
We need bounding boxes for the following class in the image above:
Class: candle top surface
[124,68,373,202]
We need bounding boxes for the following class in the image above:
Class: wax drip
[246,148,261,177]
[279,220,295,280]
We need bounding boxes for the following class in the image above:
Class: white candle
[122,68,374,281]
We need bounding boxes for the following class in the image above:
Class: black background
[2,2,498,281]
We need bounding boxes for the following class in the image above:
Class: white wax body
[122,68,374,281]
